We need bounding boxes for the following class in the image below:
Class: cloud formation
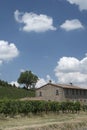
[60,19,84,31]
[66,0,87,11]
[35,75,55,88]
[0,40,19,64]
[10,81,20,88]
[14,10,56,32]
[54,56,87,88]
[35,78,47,88]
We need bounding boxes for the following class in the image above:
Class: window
[83,90,86,95]
[56,90,59,95]
[80,90,82,95]
[76,89,78,95]
[72,89,74,95]
[39,91,42,96]
[65,89,69,95]
[84,100,86,103]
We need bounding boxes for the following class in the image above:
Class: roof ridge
[36,82,87,90]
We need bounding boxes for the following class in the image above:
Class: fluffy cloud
[35,75,55,88]
[35,78,47,88]
[0,60,3,65]
[14,10,56,32]
[0,40,19,64]
[20,69,25,72]
[66,0,87,11]
[10,81,20,88]
[54,56,87,88]
[60,19,84,31]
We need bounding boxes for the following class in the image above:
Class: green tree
[17,70,38,89]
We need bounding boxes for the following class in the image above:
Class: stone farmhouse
[36,82,87,104]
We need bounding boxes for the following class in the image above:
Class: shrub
[0,100,81,116]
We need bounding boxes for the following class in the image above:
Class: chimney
[49,80,52,83]
[69,82,73,86]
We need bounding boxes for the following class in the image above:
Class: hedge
[0,100,81,116]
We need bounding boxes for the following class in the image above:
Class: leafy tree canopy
[17,70,38,89]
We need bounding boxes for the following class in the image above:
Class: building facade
[36,83,87,103]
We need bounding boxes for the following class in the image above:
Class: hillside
[0,85,35,99]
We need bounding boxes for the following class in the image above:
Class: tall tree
[17,70,38,89]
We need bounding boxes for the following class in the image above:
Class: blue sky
[0,0,87,87]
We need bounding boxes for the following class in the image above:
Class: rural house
[36,82,87,104]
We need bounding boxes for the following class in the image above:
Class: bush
[0,100,81,116]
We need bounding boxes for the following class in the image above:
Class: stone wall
[36,84,64,101]
[36,84,87,103]
[63,88,87,103]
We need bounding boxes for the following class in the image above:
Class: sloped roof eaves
[36,83,54,90]
[59,84,87,90]
[36,83,61,90]
[36,83,87,90]
[58,84,79,89]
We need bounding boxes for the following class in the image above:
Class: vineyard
[0,80,87,117]
[0,86,35,99]
[0,100,85,116]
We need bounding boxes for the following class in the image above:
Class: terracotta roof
[36,83,87,90]
[57,84,80,89]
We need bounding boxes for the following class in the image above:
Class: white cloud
[14,10,23,23]
[10,81,20,88]
[85,53,87,57]
[20,69,25,72]
[0,40,19,64]
[60,19,84,31]
[35,78,47,88]
[35,75,55,88]
[14,10,56,32]
[0,60,3,65]
[66,0,87,11]
[54,55,87,88]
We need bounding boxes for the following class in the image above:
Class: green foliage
[0,80,12,87]
[17,70,38,89]
[82,104,87,111]
[0,100,81,116]
[0,80,82,116]
[73,102,81,112]
[50,101,60,112]
[0,85,35,99]
[60,101,81,113]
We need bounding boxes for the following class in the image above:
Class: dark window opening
[39,91,42,96]
[80,90,82,95]
[72,89,74,95]
[65,89,69,95]
[83,90,86,95]
[84,100,86,102]
[56,90,59,95]
[76,89,78,95]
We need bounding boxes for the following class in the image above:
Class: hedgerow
[0,100,82,116]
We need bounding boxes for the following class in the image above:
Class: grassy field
[0,86,35,99]
[0,112,87,130]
